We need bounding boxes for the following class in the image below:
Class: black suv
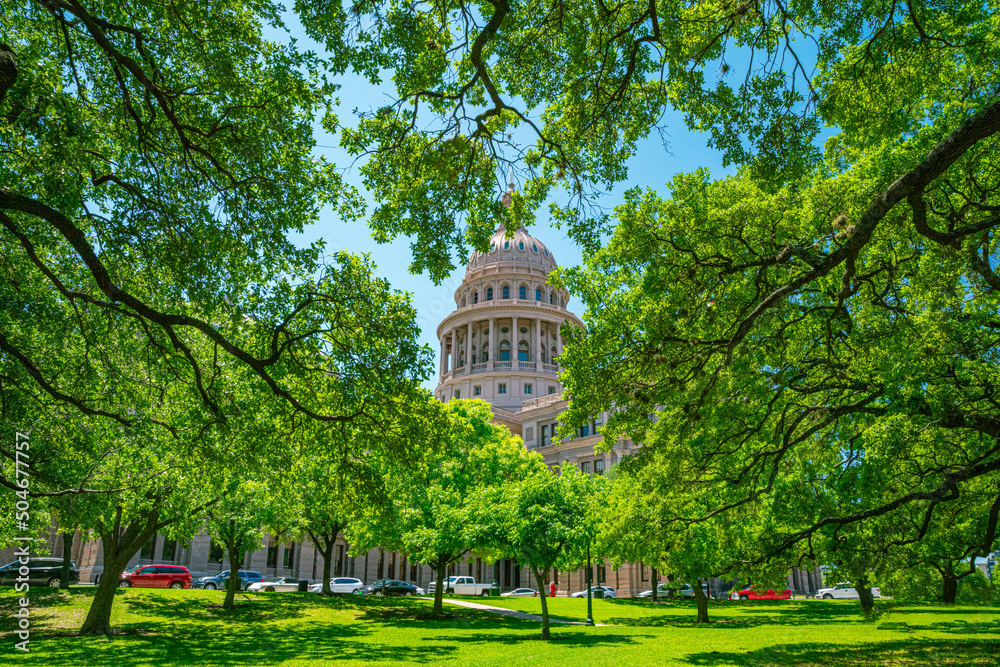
[0,557,80,588]
[192,570,263,590]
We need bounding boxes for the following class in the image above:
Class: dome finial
[500,166,515,208]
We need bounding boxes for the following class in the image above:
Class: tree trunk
[855,577,876,617]
[60,530,73,590]
[533,567,551,640]
[942,576,958,603]
[307,526,342,596]
[942,563,958,603]
[80,512,159,636]
[651,568,658,601]
[222,541,243,610]
[80,558,129,635]
[693,578,709,624]
[433,557,446,615]
[320,538,334,595]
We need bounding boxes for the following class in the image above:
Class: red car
[119,564,192,589]
[733,587,791,600]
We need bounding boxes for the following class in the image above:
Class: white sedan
[816,583,881,599]
[308,577,364,594]
[248,577,301,593]
[501,588,538,597]
[570,586,616,599]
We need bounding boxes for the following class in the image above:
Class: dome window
[500,327,509,334]
[519,285,527,300]
[536,288,542,301]
[549,293,555,305]
[473,291,479,304]
[502,285,510,299]
[486,287,494,300]
[504,240,510,250]
[499,340,511,362]
[519,327,528,334]
[519,241,525,250]
[544,249,549,257]
[532,244,538,253]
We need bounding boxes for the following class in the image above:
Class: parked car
[359,580,419,596]
[119,564,191,589]
[677,583,712,598]
[248,577,301,593]
[308,577,364,594]
[732,588,792,600]
[192,570,263,591]
[816,583,881,599]
[501,588,538,597]
[636,584,674,599]
[414,586,426,595]
[0,557,79,588]
[570,586,616,599]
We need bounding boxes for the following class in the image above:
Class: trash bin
[489,581,502,597]
[298,580,309,592]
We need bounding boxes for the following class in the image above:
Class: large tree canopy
[305,1,1000,574]
[318,0,1000,280]
[1,2,433,636]
[1,2,432,493]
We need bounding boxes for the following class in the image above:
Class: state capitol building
[3,190,822,598]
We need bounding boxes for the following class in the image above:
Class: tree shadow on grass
[428,631,652,647]
[355,602,479,625]
[4,594,650,666]
[597,601,867,629]
[17,612,459,666]
[885,619,1000,636]
[120,593,311,624]
[682,638,1000,666]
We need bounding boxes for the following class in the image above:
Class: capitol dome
[435,214,583,412]
[466,223,559,278]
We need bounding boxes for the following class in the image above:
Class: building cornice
[436,301,584,338]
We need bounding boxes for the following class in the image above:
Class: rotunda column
[511,315,518,366]
[440,334,446,376]
[534,317,542,371]
[556,323,563,364]
[487,316,495,371]
[467,321,473,366]
[450,328,457,374]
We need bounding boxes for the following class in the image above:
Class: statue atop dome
[500,166,515,209]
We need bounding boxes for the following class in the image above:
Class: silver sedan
[501,588,538,597]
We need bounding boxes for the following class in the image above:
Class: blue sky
[275,16,740,390]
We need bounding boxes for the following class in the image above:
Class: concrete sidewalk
[417,597,616,626]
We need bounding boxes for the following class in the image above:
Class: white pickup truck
[428,576,492,597]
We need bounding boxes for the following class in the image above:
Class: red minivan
[119,564,192,589]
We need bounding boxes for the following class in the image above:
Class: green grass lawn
[1,588,996,666]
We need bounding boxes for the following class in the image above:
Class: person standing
[549,581,556,598]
